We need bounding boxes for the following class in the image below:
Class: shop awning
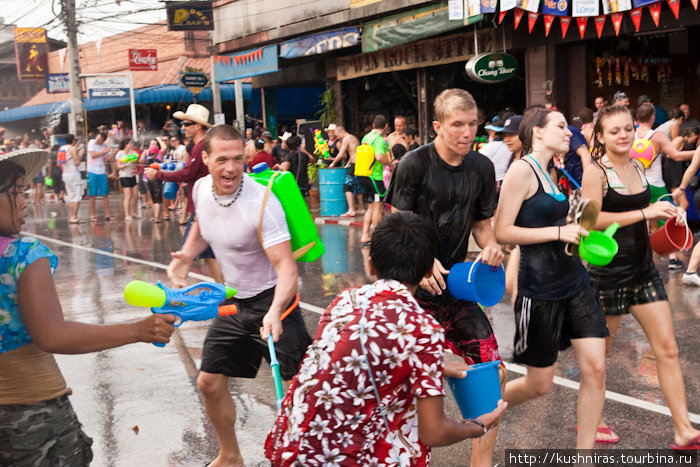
[0,101,72,123]
[0,83,253,123]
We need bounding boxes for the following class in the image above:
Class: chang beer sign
[465,52,518,84]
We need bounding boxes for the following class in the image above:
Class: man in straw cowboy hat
[0,147,176,466]
[145,104,224,284]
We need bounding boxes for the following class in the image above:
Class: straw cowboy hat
[173,104,213,128]
[0,147,49,180]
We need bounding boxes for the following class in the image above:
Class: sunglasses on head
[181,122,196,127]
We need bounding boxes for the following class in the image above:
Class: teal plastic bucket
[321,224,349,274]
[447,360,502,419]
[447,259,505,306]
[319,168,348,217]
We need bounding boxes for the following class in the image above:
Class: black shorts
[138,176,148,195]
[596,269,667,316]
[359,177,385,203]
[200,287,311,380]
[120,176,137,188]
[148,178,163,204]
[513,282,609,368]
[418,294,500,365]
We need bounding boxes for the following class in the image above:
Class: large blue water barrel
[321,224,349,274]
[318,168,348,217]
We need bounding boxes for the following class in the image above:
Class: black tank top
[515,163,589,300]
[588,162,655,287]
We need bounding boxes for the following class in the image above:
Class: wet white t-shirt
[87,139,107,175]
[193,173,291,298]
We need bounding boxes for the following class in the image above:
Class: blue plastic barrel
[321,224,349,274]
[318,168,348,217]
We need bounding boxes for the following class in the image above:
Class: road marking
[29,231,700,425]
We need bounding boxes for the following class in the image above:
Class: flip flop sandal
[671,433,700,450]
[574,425,620,443]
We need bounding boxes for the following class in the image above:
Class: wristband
[640,209,646,222]
[463,418,488,435]
[557,226,561,242]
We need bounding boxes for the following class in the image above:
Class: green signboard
[465,53,518,84]
[362,4,483,53]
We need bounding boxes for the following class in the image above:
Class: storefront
[505,3,700,118]
[335,27,526,140]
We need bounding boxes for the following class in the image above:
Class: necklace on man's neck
[211,176,244,207]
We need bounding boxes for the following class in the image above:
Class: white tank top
[60,144,79,175]
[193,174,291,298]
[637,128,664,187]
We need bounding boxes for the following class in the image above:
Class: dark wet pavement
[20,198,700,466]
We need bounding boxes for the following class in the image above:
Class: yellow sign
[350,0,385,6]
[337,30,493,81]
[14,28,47,43]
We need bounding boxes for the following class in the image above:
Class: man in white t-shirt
[86,132,116,221]
[166,125,310,467]
[479,114,514,190]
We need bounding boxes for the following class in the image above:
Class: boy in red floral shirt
[265,212,506,466]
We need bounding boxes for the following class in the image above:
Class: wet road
[20,199,700,466]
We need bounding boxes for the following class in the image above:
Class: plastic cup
[447,360,503,420]
[447,259,505,306]
[579,222,619,266]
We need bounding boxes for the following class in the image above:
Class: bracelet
[557,226,561,242]
[640,209,646,222]
[463,418,488,435]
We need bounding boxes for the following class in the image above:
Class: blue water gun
[151,161,185,200]
[124,280,238,347]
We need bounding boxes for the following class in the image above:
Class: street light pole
[63,0,83,137]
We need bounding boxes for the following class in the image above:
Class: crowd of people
[2,88,700,467]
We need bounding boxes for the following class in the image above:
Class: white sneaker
[682,273,700,286]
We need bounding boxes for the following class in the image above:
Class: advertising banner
[14,27,48,81]
[128,49,157,71]
[280,27,359,59]
[47,73,70,93]
[167,1,214,30]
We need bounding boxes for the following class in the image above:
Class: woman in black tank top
[581,105,700,449]
[495,108,608,449]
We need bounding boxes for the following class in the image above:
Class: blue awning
[0,83,253,123]
[0,101,71,123]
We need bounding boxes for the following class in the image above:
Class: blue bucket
[447,360,503,419]
[447,259,505,306]
[164,181,178,200]
[319,168,348,217]
[321,224,349,274]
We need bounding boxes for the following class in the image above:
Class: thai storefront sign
[167,1,214,30]
[337,30,494,81]
[362,4,482,52]
[280,27,359,58]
